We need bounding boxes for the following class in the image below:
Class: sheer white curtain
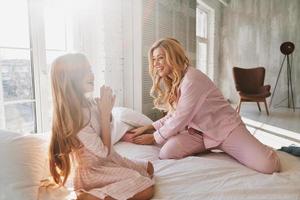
[70,0,124,106]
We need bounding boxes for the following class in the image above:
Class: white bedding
[39,142,300,200]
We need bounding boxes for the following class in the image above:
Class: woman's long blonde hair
[148,38,189,111]
[49,53,91,186]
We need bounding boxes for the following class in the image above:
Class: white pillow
[111,107,154,144]
[111,108,133,144]
[113,107,153,127]
[0,129,49,200]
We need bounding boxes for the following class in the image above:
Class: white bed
[39,142,300,200]
[2,107,300,200]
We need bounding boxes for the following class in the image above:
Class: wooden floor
[237,103,300,149]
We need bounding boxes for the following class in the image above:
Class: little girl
[49,53,154,200]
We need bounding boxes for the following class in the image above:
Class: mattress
[39,142,300,200]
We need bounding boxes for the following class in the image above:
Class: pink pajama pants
[159,124,281,174]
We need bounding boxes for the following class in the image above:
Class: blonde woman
[49,53,154,200]
[123,38,280,174]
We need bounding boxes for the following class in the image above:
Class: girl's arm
[100,114,111,153]
[77,127,109,158]
[97,86,116,155]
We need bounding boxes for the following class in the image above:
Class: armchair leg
[257,102,261,112]
[264,99,270,116]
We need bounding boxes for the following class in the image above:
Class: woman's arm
[129,112,171,139]
[129,113,171,145]
[129,124,155,137]
[153,81,209,144]
[133,134,156,145]
[152,113,172,130]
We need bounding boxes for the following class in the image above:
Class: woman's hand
[123,125,155,145]
[128,125,155,137]
[133,134,155,145]
[96,85,116,120]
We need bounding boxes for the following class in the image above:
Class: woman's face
[152,47,172,77]
[81,64,95,93]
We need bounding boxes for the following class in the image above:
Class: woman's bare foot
[147,161,154,178]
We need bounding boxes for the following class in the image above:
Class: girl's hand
[96,85,116,119]
[96,86,115,153]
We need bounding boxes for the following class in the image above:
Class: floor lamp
[270,41,295,111]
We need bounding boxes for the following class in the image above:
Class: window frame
[29,0,72,133]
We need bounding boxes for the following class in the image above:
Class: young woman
[49,53,154,200]
[123,38,280,174]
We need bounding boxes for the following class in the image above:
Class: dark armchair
[232,67,271,115]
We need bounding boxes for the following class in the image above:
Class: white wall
[219,0,300,107]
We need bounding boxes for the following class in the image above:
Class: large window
[0,0,70,133]
[0,0,126,133]
[196,2,214,80]
[0,0,36,133]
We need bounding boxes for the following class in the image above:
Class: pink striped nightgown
[73,104,154,200]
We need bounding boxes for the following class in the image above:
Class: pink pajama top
[152,67,243,148]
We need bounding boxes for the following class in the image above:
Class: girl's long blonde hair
[148,38,189,111]
[49,53,90,186]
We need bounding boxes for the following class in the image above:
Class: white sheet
[39,142,300,200]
